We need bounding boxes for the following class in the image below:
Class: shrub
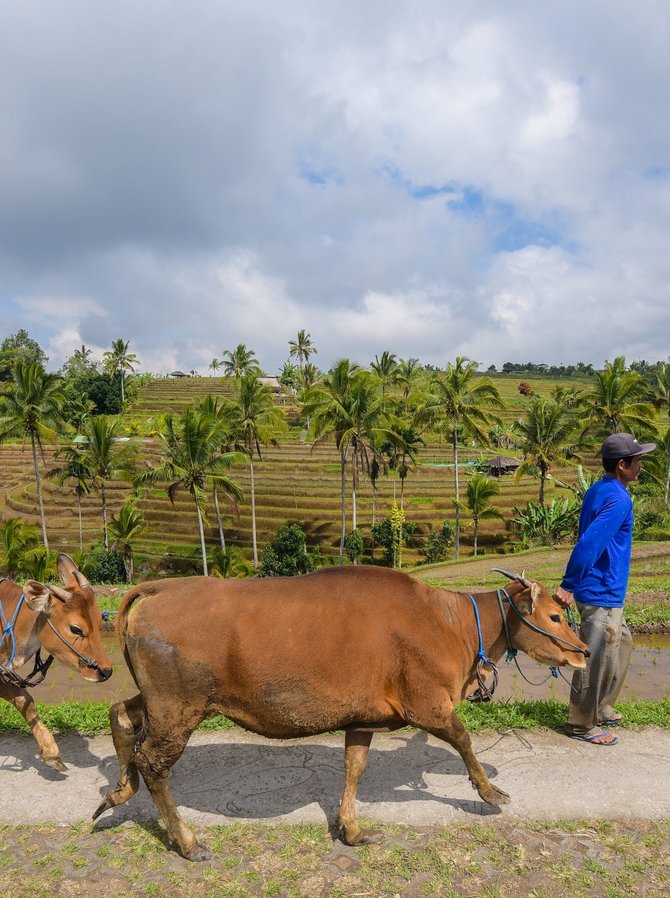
[513,497,580,547]
[80,548,127,583]
[632,494,670,540]
[344,528,364,564]
[371,513,417,567]
[260,523,320,577]
[422,520,455,564]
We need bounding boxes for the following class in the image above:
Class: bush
[513,497,580,547]
[344,528,364,564]
[371,515,417,567]
[260,524,320,577]
[80,548,127,583]
[422,520,455,564]
[633,494,670,540]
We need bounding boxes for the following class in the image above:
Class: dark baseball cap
[601,433,656,459]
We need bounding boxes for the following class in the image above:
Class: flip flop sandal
[599,716,623,726]
[568,730,619,746]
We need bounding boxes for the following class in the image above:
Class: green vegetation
[1,697,668,736]
[2,331,670,577]
[1,820,667,898]
[259,523,320,577]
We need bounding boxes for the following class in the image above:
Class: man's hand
[554,586,575,608]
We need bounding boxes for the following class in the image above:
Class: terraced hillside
[0,374,594,572]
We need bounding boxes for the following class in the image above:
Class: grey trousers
[565,603,633,736]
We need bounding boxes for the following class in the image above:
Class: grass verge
[0,819,668,898]
[1,698,668,735]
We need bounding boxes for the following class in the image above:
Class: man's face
[620,455,642,485]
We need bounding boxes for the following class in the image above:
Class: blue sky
[1,1,669,375]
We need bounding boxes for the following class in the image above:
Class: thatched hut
[482,455,521,476]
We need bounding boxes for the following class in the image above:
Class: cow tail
[114,586,145,691]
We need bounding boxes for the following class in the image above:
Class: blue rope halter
[467,593,499,701]
[1,591,26,668]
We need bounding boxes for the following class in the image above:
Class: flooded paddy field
[28,631,670,706]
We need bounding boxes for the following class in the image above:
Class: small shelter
[169,370,189,378]
[257,376,282,393]
[482,455,521,477]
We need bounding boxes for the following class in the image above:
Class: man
[555,433,655,746]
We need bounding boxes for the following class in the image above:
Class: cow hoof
[341,826,384,847]
[356,829,384,846]
[181,842,213,862]
[43,755,68,773]
[92,797,113,821]
[480,784,510,806]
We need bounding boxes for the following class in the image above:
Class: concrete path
[2,727,669,829]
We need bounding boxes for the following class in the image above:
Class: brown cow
[0,554,113,771]
[93,566,588,860]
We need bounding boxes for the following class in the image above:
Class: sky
[1,1,669,377]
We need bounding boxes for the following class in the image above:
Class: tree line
[1,329,670,582]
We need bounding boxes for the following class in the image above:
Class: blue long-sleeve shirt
[560,476,633,607]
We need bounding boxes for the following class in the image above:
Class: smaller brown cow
[94,566,588,860]
[0,554,113,771]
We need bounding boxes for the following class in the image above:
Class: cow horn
[48,584,72,603]
[492,567,533,588]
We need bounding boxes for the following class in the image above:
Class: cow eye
[549,614,561,623]
[70,625,84,637]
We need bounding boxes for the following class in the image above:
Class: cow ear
[516,582,541,616]
[23,580,52,614]
[57,553,91,590]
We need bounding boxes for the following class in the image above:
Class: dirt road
[3,726,669,828]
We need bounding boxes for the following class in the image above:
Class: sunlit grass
[1,698,668,735]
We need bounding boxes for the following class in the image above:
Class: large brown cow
[0,554,113,771]
[94,566,588,860]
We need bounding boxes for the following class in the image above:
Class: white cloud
[1,1,669,375]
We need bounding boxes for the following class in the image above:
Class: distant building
[257,376,282,392]
[169,370,189,378]
[482,455,521,477]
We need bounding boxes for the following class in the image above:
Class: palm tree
[393,357,422,415]
[71,344,93,367]
[107,499,145,582]
[420,357,503,558]
[513,398,580,504]
[0,362,66,548]
[288,330,317,371]
[301,362,319,386]
[209,358,222,374]
[578,356,655,437]
[370,351,398,399]
[462,474,503,556]
[48,443,94,551]
[78,416,133,550]
[382,421,425,508]
[137,409,245,575]
[642,426,670,506]
[20,545,57,581]
[221,344,260,380]
[0,517,41,577]
[209,546,253,578]
[651,361,670,422]
[279,361,299,393]
[103,338,139,404]
[303,361,401,562]
[197,394,241,550]
[229,374,285,570]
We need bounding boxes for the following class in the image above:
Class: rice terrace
[1,350,670,897]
